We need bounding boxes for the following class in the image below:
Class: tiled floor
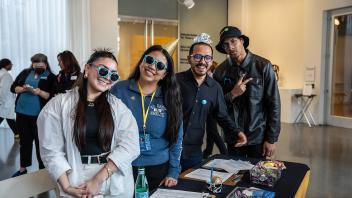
[1,123,352,197]
[274,123,352,198]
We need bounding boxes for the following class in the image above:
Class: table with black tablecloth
[154,154,310,198]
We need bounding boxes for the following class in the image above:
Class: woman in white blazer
[37,49,140,198]
[0,58,17,137]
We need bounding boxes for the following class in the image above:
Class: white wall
[228,0,352,124]
[118,0,178,20]
[229,0,305,88]
[90,0,118,56]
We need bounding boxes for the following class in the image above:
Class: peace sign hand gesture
[230,74,253,98]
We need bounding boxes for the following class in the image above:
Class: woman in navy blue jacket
[111,45,183,192]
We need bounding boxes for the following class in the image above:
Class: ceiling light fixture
[178,0,195,9]
[334,18,340,26]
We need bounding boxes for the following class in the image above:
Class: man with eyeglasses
[176,33,247,171]
[213,26,281,158]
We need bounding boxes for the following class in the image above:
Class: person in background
[54,50,82,94]
[11,53,56,177]
[111,45,183,192]
[176,33,247,171]
[0,58,18,139]
[206,61,218,78]
[214,26,281,158]
[38,49,140,197]
[202,61,228,159]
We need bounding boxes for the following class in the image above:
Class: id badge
[139,133,152,152]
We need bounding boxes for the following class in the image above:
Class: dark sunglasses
[91,64,119,82]
[144,55,168,71]
[190,54,213,63]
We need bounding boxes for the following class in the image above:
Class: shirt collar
[128,79,163,97]
[185,69,215,87]
[238,50,252,69]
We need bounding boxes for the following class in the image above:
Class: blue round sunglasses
[91,64,120,82]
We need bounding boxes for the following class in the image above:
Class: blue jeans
[181,155,203,172]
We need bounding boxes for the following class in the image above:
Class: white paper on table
[203,159,254,173]
[150,188,209,198]
[184,168,233,182]
[229,159,254,170]
[202,159,226,168]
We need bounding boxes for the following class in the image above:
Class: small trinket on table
[250,160,286,187]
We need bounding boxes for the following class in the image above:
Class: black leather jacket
[213,51,281,145]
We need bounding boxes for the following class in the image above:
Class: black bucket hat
[215,26,249,54]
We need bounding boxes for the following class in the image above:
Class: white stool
[294,94,317,127]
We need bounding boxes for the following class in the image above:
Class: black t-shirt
[80,103,104,155]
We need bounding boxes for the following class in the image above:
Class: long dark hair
[57,50,81,74]
[129,45,182,144]
[73,49,118,152]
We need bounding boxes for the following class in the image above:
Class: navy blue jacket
[111,79,183,179]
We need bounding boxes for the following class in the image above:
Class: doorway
[117,16,178,80]
[324,7,352,128]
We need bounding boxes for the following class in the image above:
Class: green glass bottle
[135,167,149,198]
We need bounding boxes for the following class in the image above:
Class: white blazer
[37,88,140,197]
[0,68,15,119]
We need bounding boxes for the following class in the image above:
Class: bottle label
[135,192,149,198]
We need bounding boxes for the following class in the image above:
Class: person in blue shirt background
[111,45,183,191]
[10,53,56,177]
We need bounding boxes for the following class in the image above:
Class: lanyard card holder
[139,133,152,152]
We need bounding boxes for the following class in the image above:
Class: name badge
[139,133,151,152]
[40,76,47,80]
[71,75,78,80]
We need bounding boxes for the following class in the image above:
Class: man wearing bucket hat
[213,26,281,158]
[176,33,247,171]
